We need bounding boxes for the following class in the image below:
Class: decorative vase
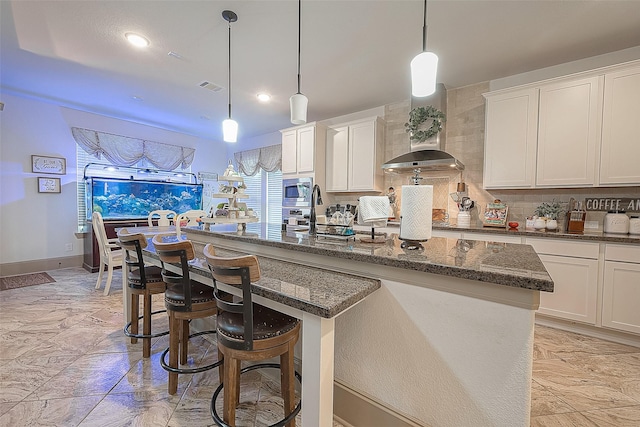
[534,217,546,230]
[546,219,558,230]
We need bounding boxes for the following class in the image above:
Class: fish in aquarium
[88,178,203,219]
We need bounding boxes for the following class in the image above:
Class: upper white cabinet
[281,123,326,176]
[483,88,538,188]
[483,61,640,189]
[325,117,385,193]
[599,66,640,185]
[536,76,602,187]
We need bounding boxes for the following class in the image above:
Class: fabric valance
[71,127,195,170]
[234,144,282,176]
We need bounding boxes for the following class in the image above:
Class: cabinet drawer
[605,244,640,263]
[526,237,599,259]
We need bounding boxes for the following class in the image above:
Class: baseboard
[535,315,640,348]
[334,380,426,427]
[0,255,84,276]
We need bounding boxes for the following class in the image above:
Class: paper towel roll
[400,185,433,241]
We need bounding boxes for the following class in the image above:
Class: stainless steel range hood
[382,83,465,172]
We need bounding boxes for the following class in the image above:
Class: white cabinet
[527,238,599,324]
[280,123,326,176]
[599,66,640,186]
[483,88,538,189]
[602,244,640,334]
[326,117,384,193]
[536,76,602,187]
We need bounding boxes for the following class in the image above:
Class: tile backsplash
[381,82,640,231]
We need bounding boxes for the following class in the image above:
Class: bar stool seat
[117,229,169,358]
[152,234,222,395]
[204,244,301,427]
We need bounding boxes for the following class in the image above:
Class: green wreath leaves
[404,106,446,143]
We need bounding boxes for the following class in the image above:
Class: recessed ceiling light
[132,95,143,101]
[257,93,271,102]
[125,33,150,48]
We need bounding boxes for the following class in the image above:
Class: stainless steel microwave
[282,177,312,207]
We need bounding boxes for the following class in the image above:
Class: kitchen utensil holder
[566,210,586,234]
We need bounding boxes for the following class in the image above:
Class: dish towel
[357,196,390,228]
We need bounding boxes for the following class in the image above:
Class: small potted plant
[534,200,564,230]
[237,182,247,194]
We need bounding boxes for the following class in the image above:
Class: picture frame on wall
[32,155,66,175]
[38,177,61,193]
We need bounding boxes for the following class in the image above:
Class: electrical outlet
[65,243,73,251]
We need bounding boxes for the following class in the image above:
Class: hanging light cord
[422,0,427,52]
[296,0,302,95]
[227,19,232,119]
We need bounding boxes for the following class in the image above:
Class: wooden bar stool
[152,235,222,395]
[203,244,301,427]
[117,229,168,358]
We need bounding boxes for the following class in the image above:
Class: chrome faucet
[309,184,323,235]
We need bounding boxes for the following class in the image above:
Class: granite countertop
[433,223,640,244]
[185,223,554,293]
[144,237,381,319]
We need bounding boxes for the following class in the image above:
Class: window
[240,169,282,227]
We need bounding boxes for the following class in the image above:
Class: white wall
[0,92,225,273]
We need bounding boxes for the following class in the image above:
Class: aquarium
[86,177,203,220]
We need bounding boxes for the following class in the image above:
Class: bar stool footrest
[123,309,169,339]
[160,329,221,374]
[210,363,302,427]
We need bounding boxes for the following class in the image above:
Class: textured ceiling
[1,0,639,141]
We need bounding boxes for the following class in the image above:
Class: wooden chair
[203,244,301,427]
[117,229,169,358]
[91,211,123,295]
[175,209,207,236]
[147,209,177,227]
[152,234,222,395]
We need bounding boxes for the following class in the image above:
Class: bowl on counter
[508,221,519,229]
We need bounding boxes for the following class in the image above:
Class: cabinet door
[536,76,601,187]
[297,126,315,174]
[483,88,538,189]
[602,261,640,335]
[326,126,349,191]
[537,254,598,324]
[348,120,377,191]
[600,66,640,185]
[281,130,298,174]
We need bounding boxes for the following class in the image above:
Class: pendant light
[289,0,308,125]
[222,10,238,143]
[411,0,438,97]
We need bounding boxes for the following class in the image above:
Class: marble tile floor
[0,267,638,426]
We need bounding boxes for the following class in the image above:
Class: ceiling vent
[199,81,223,92]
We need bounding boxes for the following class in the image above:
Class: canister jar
[629,216,640,235]
[604,211,630,234]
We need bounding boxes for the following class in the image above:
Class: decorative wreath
[404,106,446,143]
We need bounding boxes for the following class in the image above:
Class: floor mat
[0,272,56,291]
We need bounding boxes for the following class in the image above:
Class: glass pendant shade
[411,51,438,97]
[290,93,308,125]
[222,118,238,143]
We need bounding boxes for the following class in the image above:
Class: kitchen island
[177,222,552,427]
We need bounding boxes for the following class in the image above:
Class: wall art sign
[37,177,61,193]
[32,155,66,175]
[584,198,640,212]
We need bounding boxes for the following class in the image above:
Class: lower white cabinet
[527,238,599,324]
[602,245,640,334]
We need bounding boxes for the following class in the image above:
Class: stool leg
[281,344,296,427]
[217,346,224,384]
[168,311,179,395]
[130,293,139,344]
[180,319,189,365]
[142,293,152,358]
[224,356,240,426]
